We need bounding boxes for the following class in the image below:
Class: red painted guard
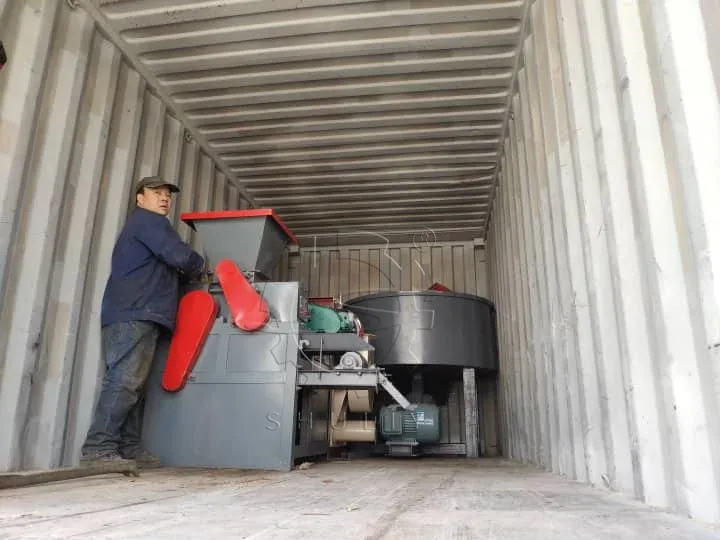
[162,290,218,392]
[215,259,270,331]
[308,297,337,308]
[429,282,453,292]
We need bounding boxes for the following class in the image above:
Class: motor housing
[378,403,441,456]
[303,303,356,333]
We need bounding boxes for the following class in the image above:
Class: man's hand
[199,267,214,284]
[188,259,213,284]
[179,257,210,284]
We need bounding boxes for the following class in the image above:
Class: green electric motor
[379,403,441,456]
[304,303,356,333]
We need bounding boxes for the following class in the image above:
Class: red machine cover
[162,289,218,392]
[215,259,270,331]
[429,282,453,292]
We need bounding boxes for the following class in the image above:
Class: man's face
[137,186,172,216]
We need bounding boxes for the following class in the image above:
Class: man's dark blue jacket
[101,207,205,332]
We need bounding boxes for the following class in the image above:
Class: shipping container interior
[1,0,719,528]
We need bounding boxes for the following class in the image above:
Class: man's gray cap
[135,175,180,194]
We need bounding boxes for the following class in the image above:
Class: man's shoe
[80,452,134,468]
[120,448,162,469]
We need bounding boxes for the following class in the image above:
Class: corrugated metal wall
[4,0,720,527]
[0,3,491,473]
[273,242,488,300]
[0,2,250,472]
[487,0,720,524]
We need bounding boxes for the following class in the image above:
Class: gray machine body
[142,282,305,471]
[141,280,383,470]
[140,211,400,471]
[344,291,498,370]
[186,212,290,279]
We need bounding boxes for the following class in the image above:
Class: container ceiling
[85,0,529,244]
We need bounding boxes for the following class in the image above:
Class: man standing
[80,176,206,468]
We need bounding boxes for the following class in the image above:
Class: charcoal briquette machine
[141,210,498,471]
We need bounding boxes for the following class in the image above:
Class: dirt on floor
[1,458,719,539]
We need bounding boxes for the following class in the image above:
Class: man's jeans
[82,320,160,458]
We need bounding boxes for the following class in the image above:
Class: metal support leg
[463,368,479,458]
